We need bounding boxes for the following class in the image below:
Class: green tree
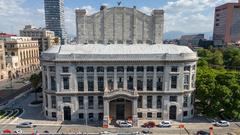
[223,48,240,67]
[210,50,224,66]
[29,73,41,101]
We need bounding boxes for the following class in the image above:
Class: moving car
[16,122,33,128]
[196,130,210,135]
[14,129,23,134]
[159,121,172,127]
[142,128,152,134]
[213,120,230,127]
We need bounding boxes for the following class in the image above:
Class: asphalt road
[0,92,240,135]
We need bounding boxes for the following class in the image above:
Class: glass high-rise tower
[44,0,66,45]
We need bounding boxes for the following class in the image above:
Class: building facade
[0,41,7,81]
[179,34,205,46]
[41,44,197,127]
[213,1,240,45]
[76,6,164,44]
[20,25,60,52]
[44,0,66,44]
[4,37,40,77]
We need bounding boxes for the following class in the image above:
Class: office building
[44,0,66,44]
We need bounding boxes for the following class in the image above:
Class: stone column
[133,66,137,90]
[84,67,88,92]
[71,65,77,91]
[178,64,184,91]
[163,65,170,91]
[143,66,147,91]
[132,99,138,126]
[114,67,117,90]
[153,66,157,91]
[123,66,127,90]
[104,66,108,92]
[162,95,169,120]
[56,65,61,91]
[94,67,98,91]
[47,66,51,90]
[103,100,109,127]
[84,96,88,120]
[153,96,157,109]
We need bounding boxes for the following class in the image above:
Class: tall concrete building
[213,0,240,45]
[76,6,164,44]
[4,37,40,77]
[20,25,60,52]
[179,34,205,46]
[0,41,7,81]
[44,0,66,45]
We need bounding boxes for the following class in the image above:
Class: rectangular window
[51,76,56,91]
[88,96,94,109]
[170,96,177,102]
[184,66,190,71]
[147,96,152,108]
[157,112,162,118]
[171,66,178,72]
[183,111,188,117]
[147,77,153,91]
[157,66,164,72]
[118,77,123,89]
[127,76,133,90]
[191,74,195,88]
[63,96,71,103]
[79,113,84,119]
[45,95,48,108]
[88,113,94,119]
[98,76,104,91]
[51,96,56,108]
[138,96,142,108]
[52,112,56,118]
[138,112,142,118]
[49,66,55,72]
[63,76,69,89]
[46,111,48,116]
[77,77,84,91]
[183,95,188,107]
[147,112,152,118]
[88,76,94,91]
[98,96,103,109]
[191,94,194,105]
[62,67,69,73]
[184,75,189,90]
[157,96,162,108]
[98,113,103,120]
[137,76,143,91]
[45,75,48,89]
[171,76,177,89]
[157,77,163,91]
[78,96,84,109]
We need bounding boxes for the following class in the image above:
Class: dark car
[143,121,156,128]
[196,130,210,135]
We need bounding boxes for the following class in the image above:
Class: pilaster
[84,67,88,92]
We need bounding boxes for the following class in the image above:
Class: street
[0,92,239,134]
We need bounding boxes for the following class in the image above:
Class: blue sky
[0,0,238,38]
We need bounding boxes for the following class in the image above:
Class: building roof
[42,44,197,62]
[45,44,194,55]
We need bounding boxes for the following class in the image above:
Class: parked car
[213,120,230,127]
[159,121,172,127]
[14,128,23,134]
[117,120,132,127]
[196,130,210,135]
[16,122,33,128]
[3,129,12,134]
[143,121,156,128]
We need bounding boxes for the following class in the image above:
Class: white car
[16,122,33,128]
[117,121,132,127]
[14,128,23,134]
[213,120,230,127]
[159,121,172,127]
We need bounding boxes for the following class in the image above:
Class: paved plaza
[0,92,240,134]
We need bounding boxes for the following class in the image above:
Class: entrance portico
[103,89,138,127]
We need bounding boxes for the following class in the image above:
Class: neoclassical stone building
[41,44,197,127]
[76,6,164,44]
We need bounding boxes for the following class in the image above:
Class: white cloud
[139,7,154,15]
[80,5,97,15]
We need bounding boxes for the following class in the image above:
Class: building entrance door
[63,106,71,121]
[116,104,125,120]
[169,105,177,120]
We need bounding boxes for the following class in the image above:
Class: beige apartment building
[4,37,40,77]
[0,41,7,81]
[20,25,60,52]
